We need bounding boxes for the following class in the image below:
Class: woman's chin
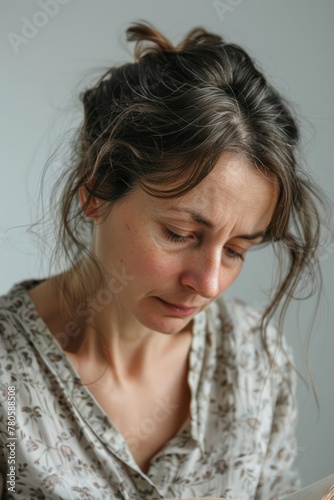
[136,312,193,337]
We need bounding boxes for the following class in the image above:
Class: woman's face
[92,152,279,335]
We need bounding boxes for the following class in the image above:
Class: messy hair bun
[126,20,224,60]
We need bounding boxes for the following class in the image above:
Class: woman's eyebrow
[165,207,216,228]
[165,207,266,240]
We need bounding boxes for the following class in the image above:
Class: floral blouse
[0,280,300,499]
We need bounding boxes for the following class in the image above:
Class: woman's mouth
[155,297,199,316]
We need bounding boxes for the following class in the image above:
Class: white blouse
[0,279,300,499]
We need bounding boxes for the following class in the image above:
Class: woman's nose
[180,249,221,299]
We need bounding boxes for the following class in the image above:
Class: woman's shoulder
[211,294,267,336]
[214,294,264,327]
[0,278,37,313]
[0,279,63,408]
[0,279,44,348]
[210,294,294,370]
[0,279,42,307]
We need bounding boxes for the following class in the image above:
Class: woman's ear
[79,185,101,220]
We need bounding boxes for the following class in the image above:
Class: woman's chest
[89,370,192,474]
[64,330,194,473]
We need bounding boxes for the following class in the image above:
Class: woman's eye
[165,228,190,244]
[225,247,245,261]
[164,229,245,260]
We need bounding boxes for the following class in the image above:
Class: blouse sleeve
[255,337,301,499]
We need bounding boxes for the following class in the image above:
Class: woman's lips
[156,297,198,316]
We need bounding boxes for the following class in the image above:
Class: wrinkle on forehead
[171,154,279,228]
[135,152,279,240]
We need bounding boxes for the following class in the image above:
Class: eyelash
[165,228,190,244]
[164,229,245,261]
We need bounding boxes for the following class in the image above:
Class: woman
[0,20,327,500]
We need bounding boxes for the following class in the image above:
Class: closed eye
[224,247,245,261]
[164,228,190,243]
[165,228,245,260]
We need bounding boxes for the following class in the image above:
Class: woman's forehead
[129,155,279,234]
[156,154,278,211]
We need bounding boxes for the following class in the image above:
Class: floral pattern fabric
[0,280,300,499]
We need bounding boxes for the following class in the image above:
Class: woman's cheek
[138,248,176,281]
[123,224,183,282]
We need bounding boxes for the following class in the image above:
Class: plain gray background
[1,0,333,487]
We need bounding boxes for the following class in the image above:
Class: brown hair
[47,20,329,362]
